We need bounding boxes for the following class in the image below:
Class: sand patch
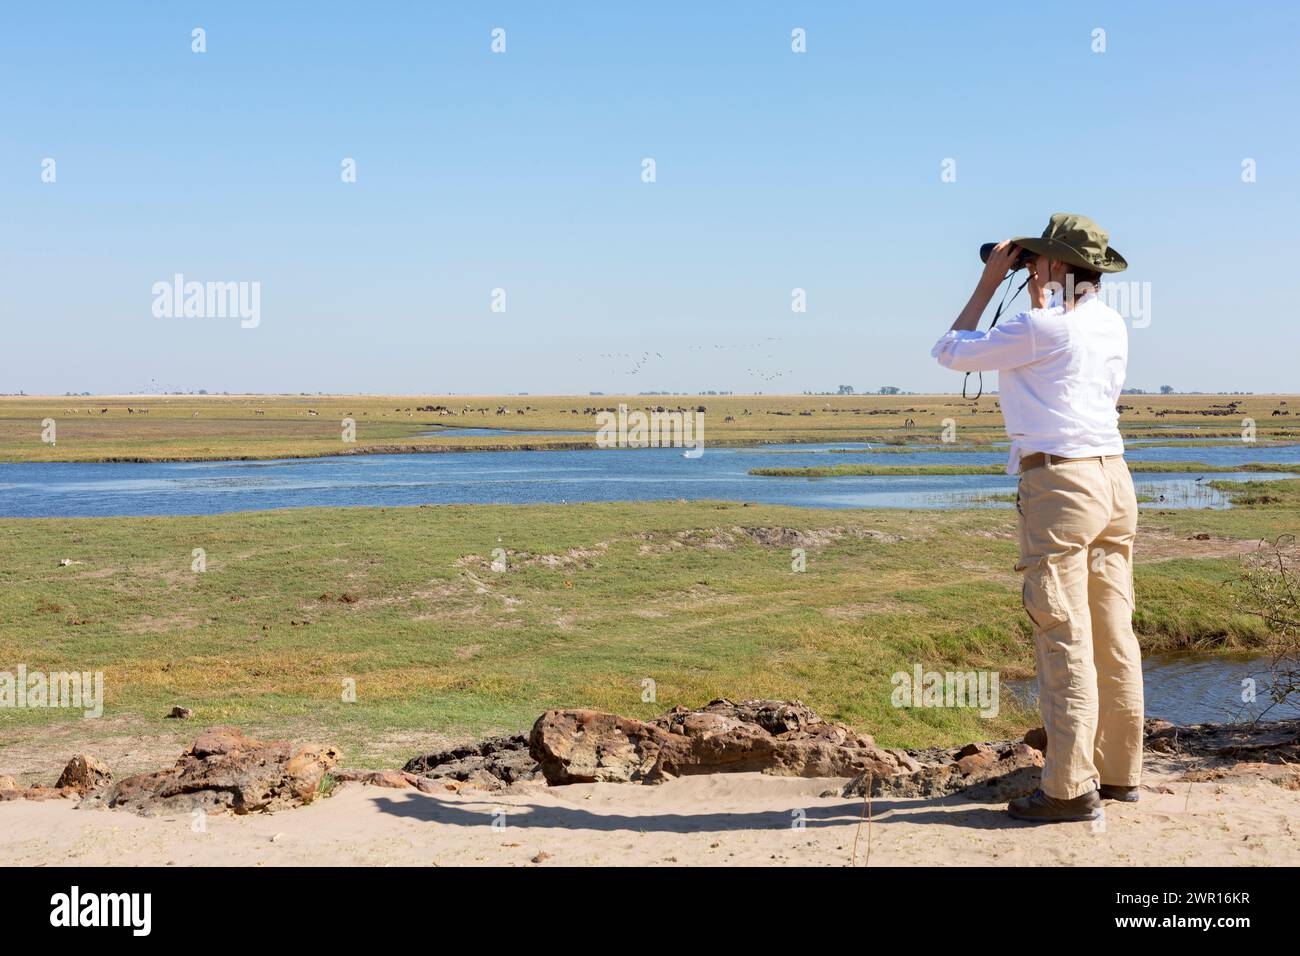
[2,766,1296,867]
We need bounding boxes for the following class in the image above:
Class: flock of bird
[584,337,792,381]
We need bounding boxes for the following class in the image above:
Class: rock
[1023,727,1047,753]
[1144,718,1177,739]
[103,726,339,816]
[529,710,662,784]
[332,769,413,789]
[958,743,1045,802]
[884,748,923,774]
[956,751,998,776]
[404,734,540,790]
[843,739,1043,801]
[0,786,79,802]
[529,699,906,786]
[55,754,112,794]
[167,706,194,719]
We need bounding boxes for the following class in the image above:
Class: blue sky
[2,2,1296,395]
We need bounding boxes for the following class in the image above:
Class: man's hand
[982,240,1021,281]
[947,240,1020,333]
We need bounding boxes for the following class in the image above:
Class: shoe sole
[1008,807,1103,823]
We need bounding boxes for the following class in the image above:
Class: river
[1,440,1296,518]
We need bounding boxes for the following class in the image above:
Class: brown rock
[884,748,924,774]
[956,750,998,776]
[55,754,112,794]
[844,740,1043,801]
[958,743,1045,802]
[370,770,413,788]
[0,786,79,802]
[1023,727,1047,753]
[529,699,905,785]
[331,769,411,789]
[1144,718,1177,739]
[529,709,665,784]
[103,726,339,816]
[955,742,993,760]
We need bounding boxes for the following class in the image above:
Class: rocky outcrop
[842,739,1044,801]
[1141,717,1299,760]
[403,734,539,791]
[0,756,107,802]
[529,699,907,785]
[55,754,112,794]
[99,727,339,816]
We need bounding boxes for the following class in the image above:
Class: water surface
[2,440,1295,518]
[1008,654,1300,725]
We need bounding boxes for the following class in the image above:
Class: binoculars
[979,242,1035,271]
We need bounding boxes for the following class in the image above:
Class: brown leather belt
[1019,452,1124,473]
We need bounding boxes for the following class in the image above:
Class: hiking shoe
[1008,788,1102,823]
[1098,784,1140,803]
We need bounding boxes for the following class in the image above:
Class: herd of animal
[52,399,1292,426]
[65,407,148,415]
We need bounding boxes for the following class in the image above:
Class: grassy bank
[4,488,1293,770]
[3,393,1296,462]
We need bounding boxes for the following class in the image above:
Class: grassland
[1,393,1295,462]
[3,483,1295,772]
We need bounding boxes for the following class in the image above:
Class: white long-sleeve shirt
[931,292,1127,474]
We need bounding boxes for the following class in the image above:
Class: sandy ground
[3,765,1297,867]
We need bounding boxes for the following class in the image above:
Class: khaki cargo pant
[1016,455,1144,799]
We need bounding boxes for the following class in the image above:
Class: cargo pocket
[1019,557,1070,632]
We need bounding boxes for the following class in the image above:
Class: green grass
[3,493,1293,769]
[3,393,1296,462]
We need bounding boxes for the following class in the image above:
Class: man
[931,213,1142,823]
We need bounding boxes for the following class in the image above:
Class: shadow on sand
[369,790,1032,834]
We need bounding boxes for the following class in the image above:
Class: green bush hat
[1013,212,1127,273]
